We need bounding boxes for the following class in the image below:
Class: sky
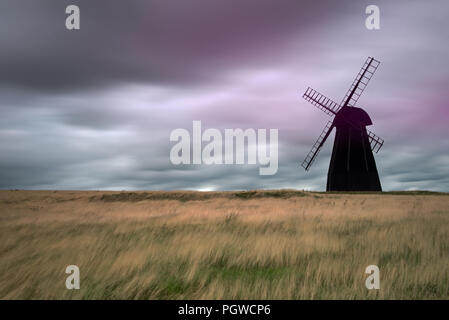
[0,0,448,191]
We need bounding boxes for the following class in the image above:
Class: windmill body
[327,106,381,191]
[301,57,383,191]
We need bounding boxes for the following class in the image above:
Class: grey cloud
[0,0,352,91]
[1,0,449,191]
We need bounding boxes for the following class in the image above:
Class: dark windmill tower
[301,57,384,191]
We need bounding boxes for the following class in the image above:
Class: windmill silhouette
[301,57,383,191]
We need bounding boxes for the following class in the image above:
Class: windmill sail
[340,57,380,107]
[366,129,384,153]
[301,121,334,171]
[301,86,385,169]
[303,87,341,116]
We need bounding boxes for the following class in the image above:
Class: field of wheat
[0,190,448,299]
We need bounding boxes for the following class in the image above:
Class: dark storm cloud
[0,0,349,91]
[1,0,449,191]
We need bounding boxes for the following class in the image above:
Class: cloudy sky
[0,0,448,191]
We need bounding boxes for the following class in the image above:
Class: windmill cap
[333,106,373,127]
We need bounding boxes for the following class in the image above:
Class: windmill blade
[366,129,384,153]
[341,57,380,107]
[301,121,334,171]
[303,87,342,116]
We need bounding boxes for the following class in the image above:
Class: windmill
[301,57,384,191]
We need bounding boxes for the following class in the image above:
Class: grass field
[0,190,448,299]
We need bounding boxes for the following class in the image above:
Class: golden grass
[0,190,448,299]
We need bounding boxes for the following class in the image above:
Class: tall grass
[0,190,448,299]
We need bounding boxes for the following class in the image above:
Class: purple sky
[1,0,448,191]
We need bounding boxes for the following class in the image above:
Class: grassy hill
[1,190,448,299]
